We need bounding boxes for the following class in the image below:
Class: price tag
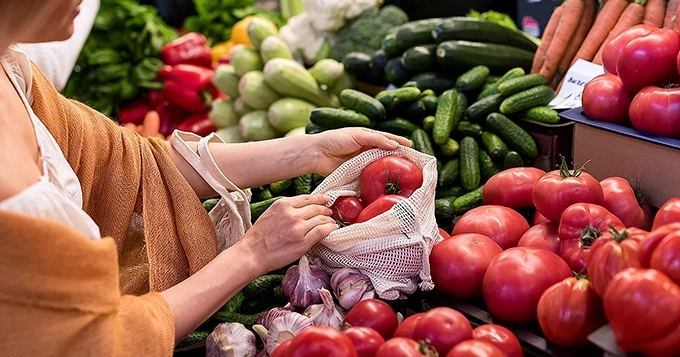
[548,59,605,110]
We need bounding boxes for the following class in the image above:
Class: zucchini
[522,106,560,124]
[455,65,490,92]
[339,88,386,120]
[485,112,538,158]
[382,32,402,57]
[481,131,510,161]
[478,149,500,180]
[293,174,314,195]
[436,40,534,74]
[308,58,345,87]
[212,64,240,98]
[435,196,458,228]
[259,36,294,62]
[342,52,372,78]
[459,136,481,191]
[453,185,485,214]
[369,49,390,83]
[422,115,435,132]
[436,185,466,199]
[411,128,436,157]
[401,44,439,71]
[263,58,340,108]
[394,18,442,50]
[503,150,525,169]
[384,57,415,86]
[268,97,315,133]
[432,89,459,145]
[499,85,555,115]
[432,17,538,52]
[250,196,282,223]
[410,71,459,96]
[454,121,483,138]
[466,93,505,122]
[231,44,264,76]
[438,158,460,188]
[477,67,525,100]
[238,71,282,110]
[247,17,279,48]
[498,74,547,96]
[438,138,460,158]
[375,117,420,137]
[310,108,374,129]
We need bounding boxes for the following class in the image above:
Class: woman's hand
[235,194,336,274]
[311,128,411,176]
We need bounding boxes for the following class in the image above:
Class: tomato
[602,24,657,75]
[581,73,635,124]
[532,158,604,223]
[600,177,652,230]
[439,227,451,239]
[639,223,680,268]
[412,307,474,356]
[481,167,546,209]
[647,230,680,285]
[356,195,405,223]
[445,340,505,357]
[330,196,365,225]
[617,27,680,92]
[472,324,523,357]
[343,326,385,357]
[343,299,399,340]
[517,222,560,255]
[430,233,503,298]
[271,339,293,357]
[652,197,680,230]
[629,85,680,138]
[482,247,572,323]
[287,326,358,357]
[532,211,550,225]
[603,268,680,356]
[536,277,607,347]
[558,203,625,273]
[451,205,530,250]
[359,155,423,205]
[375,337,437,357]
[393,312,425,339]
[586,226,647,296]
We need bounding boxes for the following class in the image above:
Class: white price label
[548,59,605,110]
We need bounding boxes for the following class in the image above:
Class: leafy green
[467,9,518,30]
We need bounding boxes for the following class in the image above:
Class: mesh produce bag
[308,146,440,300]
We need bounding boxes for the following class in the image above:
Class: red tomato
[629,85,680,138]
[648,230,680,285]
[430,233,503,298]
[271,339,293,357]
[617,28,680,92]
[445,340,505,357]
[439,227,451,239]
[536,277,607,347]
[343,299,399,340]
[558,203,625,273]
[451,205,530,250]
[638,223,680,267]
[482,247,572,323]
[343,326,385,357]
[331,196,365,225]
[472,324,523,357]
[412,307,474,356]
[287,326,358,357]
[393,312,425,339]
[375,337,437,357]
[600,177,652,230]
[602,24,657,75]
[481,167,546,208]
[586,226,647,296]
[652,197,680,230]
[517,222,560,255]
[603,268,680,356]
[581,73,635,124]
[356,195,405,223]
[532,211,550,225]
[359,156,423,205]
[532,159,605,223]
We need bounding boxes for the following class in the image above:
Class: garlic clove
[206,322,257,357]
[303,288,346,329]
[264,312,313,356]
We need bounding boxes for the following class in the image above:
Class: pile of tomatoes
[429,160,680,355]
[329,155,423,225]
[582,25,680,138]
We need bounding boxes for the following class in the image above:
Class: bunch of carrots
[532,0,674,89]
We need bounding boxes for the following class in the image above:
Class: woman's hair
[0,1,63,50]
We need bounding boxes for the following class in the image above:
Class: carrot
[673,1,680,29]
[140,110,160,138]
[664,0,680,27]
[539,0,586,85]
[554,0,598,90]
[593,0,647,64]
[531,5,564,73]
[571,0,629,65]
[643,0,668,26]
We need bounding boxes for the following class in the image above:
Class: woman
[0,1,410,355]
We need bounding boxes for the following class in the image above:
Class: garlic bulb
[282,255,331,309]
[330,267,376,310]
[264,312,313,356]
[304,288,345,329]
[205,322,257,357]
[256,305,295,330]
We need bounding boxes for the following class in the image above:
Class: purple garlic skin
[281,255,331,309]
[330,267,376,310]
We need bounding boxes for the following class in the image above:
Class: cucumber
[522,106,560,124]
[398,100,428,121]
[459,136,481,191]
[422,115,435,132]
[375,117,420,137]
[293,174,314,195]
[254,187,274,202]
[221,291,245,313]
[436,40,534,74]
[369,49,390,83]
[202,198,219,212]
[436,185,466,199]
[176,331,210,349]
[384,57,415,86]
[419,95,439,114]
[455,65,490,92]
[438,138,460,157]
[432,89,458,145]
[376,87,421,111]
[241,296,277,315]
[212,311,262,327]
[401,44,438,71]
[412,128,436,157]
[310,108,374,129]
[438,158,460,188]
[478,149,500,180]
[453,185,485,214]
[420,89,437,97]
[498,73,547,96]
[382,32,402,57]
[435,196,458,228]
[454,121,483,138]
[342,52,372,78]
[499,85,555,115]
[466,93,505,122]
[339,89,386,120]
[481,131,510,161]
[243,274,285,299]
[410,71,459,96]
[268,179,293,195]
[503,150,525,169]
[250,196,282,223]
[452,91,468,126]
[432,17,538,51]
[394,18,442,50]
[485,112,538,158]
[305,122,325,134]
[477,67,525,100]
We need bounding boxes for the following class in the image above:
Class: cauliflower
[345,0,383,19]
[279,12,332,64]
[301,0,384,32]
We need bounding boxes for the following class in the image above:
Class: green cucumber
[419,95,439,115]
[342,52,372,78]
[176,331,210,349]
[498,73,547,96]
[293,174,314,195]
[453,185,485,214]
[478,149,500,180]
[339,89,386,120]
[305,122,325,134]
[466,93,505,122]
[438,138,460,157]
[481,131,510,161]
[268,179,293,195]
[436,40,534,74]
[394,18,442,50]
[521,106,560,124]
[438,158,460,188]
[401,44,438,71]
[455,65,490,92]
[477,67,526,100]
[376,87,421,111]
[436,185,466,199]
[411,128,436,157]
[454,121,483,138]
[435,196,458,228]
[310,108,374,129]
[250,196,282,223]
[384,57,415,86]
[243,274,285,299]
[212,311,262,327]
[369,49,390,82]
[202,198,219,213]
[503,150,525,169]
[485,112,538,158]
[398,100,428,121]
[459,136,481,191]
[382,32,402,57]
[499,85,555,115]
[409,71,459,96]
[432,17,538,51]
[432,89,459,145]
[422,115,435,132]
[375,117,420,137]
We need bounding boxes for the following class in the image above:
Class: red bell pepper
[161,64,214,113]
[155,95,190,137]
[160,32,213,68]
[118,99,152,125]
[176,111,218,137]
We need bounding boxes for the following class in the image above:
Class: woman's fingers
[287,194,330,209]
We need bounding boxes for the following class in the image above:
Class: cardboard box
[561,107,680,208]
[518,118,574,172]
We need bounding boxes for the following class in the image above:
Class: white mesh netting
[308,146,440,300]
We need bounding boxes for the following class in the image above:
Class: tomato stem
[383,167,403,195]
[607,224,628,243]
[558,155,590,178]
[632,178,646,206]
[580,224,602,247]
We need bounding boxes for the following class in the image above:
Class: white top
[0,46,101,240]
